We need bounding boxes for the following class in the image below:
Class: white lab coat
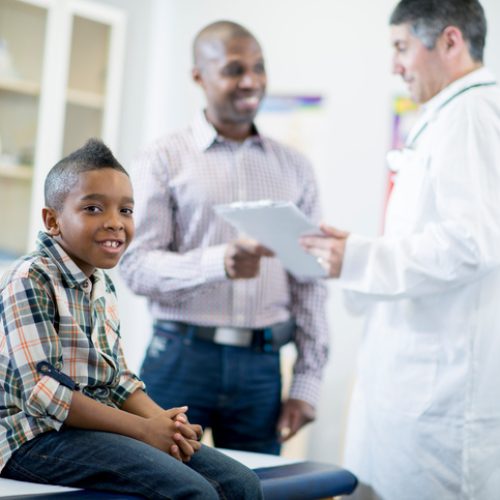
[340,67,500,500]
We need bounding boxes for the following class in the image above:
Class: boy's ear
[42,207,60,236]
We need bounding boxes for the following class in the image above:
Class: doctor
[301,0,500,499]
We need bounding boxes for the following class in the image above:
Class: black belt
[154,319,295,353]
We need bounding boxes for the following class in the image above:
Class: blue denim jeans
[140,323,282,455]
[1,428,263,499]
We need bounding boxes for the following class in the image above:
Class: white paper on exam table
[215,200,326,278]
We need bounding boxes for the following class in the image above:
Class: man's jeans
[140,323,282,455]
[2,428,263,499]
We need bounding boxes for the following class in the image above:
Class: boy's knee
[153,480,219,500]
[223,466,264,500]
[231,467,263,499]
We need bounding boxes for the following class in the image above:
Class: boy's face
[43,168,134,277]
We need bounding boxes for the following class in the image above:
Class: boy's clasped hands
[143,406,203,462]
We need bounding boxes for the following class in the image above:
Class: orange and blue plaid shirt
[0,231,144,472]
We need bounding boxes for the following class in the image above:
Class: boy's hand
[173,412,203,442]
[142,407,201,462]
[167,408,204,462]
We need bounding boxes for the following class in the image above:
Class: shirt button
[55,362,62,370]
[82,280,89,288]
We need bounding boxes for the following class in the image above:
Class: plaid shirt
[0,232,144,472]
[120,112,329,407]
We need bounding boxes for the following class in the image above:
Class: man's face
[391,23,448,104]
[47,168,135,277]
[195,36,267,126]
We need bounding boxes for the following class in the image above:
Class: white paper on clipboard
[214,200,326,278]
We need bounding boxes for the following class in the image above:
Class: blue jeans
[140,323,282,454]
[1,428,263,499]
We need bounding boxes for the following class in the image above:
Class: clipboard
[215,200,326,278]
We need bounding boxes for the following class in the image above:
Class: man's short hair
[193,20,257,68]
[390,0,487,62]
[44,138,128,211]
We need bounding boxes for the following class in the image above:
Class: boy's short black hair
[44,138,128,211]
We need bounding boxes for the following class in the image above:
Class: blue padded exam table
[0,448,357,499]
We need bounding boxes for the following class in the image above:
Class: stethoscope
[387,81,497,173]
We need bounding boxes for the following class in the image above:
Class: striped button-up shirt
[120,112,329,406]
[0,232,144,472]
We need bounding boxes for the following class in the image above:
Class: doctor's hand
[277,398,316,442]
[300,224,350,278]
[224,238,275,279]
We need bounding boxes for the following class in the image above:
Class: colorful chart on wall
[256,94,325,161]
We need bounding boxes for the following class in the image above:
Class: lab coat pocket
[385,149,430,236]
[384,331,439,417]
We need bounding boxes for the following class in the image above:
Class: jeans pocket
[3,437,53,484]
[140,326,183,378]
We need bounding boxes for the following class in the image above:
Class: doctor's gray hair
[390,0,487,62]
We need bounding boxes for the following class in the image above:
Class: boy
[0,139,263,499]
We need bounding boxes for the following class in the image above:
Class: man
[120,21,328,455]
[301,0,500,498]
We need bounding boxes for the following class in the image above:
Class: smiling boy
[0,139,262,499]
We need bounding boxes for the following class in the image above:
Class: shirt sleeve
[0,272,73,427]
[119,145,228,304]
[108,341,145,408]
[340,94,500,299]
[287,156,330,408]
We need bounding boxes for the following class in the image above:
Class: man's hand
[277,398,316,442]
[300,224,349,278]
[224,238,274,279]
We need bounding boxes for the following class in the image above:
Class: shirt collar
[36,231,102,289]
[405,67,497,147]
[190,111,265,151]
[422,66,497,114]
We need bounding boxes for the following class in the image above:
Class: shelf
[0,163,33,181]
[0,76,40,96]
[66,88,104,109]
[0,0,124,257]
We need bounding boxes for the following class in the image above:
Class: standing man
[302,0,500,498]
[120,21,328,455]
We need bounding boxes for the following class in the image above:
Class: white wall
[100,0,500,465]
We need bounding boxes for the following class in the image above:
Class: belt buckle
[213,327,253,347]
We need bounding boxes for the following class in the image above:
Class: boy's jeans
[2,428,263,499]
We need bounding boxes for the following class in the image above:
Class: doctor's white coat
[340,67,500,500]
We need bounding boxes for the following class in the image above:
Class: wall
[98,0,500,466]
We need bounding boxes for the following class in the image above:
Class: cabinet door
[63,15,108,155]
[0,0,48,258]
[62,1,125,157]
[0,0,125,264]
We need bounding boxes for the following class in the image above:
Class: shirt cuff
[25,375,73,424]
[339,233,374,287]
[289,374,322,409]
[110,375,146,408]
[201,244,228,282]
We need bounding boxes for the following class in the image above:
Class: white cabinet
[0,0,126,260]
